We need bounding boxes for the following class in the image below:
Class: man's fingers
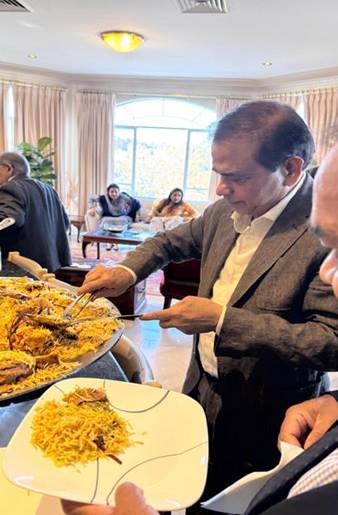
[278,410,308,448]
[304,415,337,449]
[141,309,172,321]
[60,499,114,514]
[114,483,158,514]
[78,278,107,295]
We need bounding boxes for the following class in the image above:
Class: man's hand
[141,296,223,334]
[279,394,338,449]
[61,482,159,515]
[78,265,134,298]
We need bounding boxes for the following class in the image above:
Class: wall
[1,62,338,212]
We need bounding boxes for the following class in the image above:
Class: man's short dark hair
[213,101,315,171]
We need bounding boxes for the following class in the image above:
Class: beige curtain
[259,93,302,111]
[216,97,249,118]
[12,83,66,194]
[0,82,7,152]
[303,88,338,163]
[76,91,115,216]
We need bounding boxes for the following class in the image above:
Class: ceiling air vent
[176,0,228,14]
[0,0,31,12]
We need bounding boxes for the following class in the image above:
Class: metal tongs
[63,292,96,320]
[63,292,147,321]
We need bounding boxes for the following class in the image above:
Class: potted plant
[16,136,56,185]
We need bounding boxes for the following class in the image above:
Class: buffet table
[0,260,127,447]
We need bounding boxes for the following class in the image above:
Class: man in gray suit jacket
[80,102,338,512]
[0,152,71,272]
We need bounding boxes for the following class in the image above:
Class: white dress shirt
[199,173,306,377]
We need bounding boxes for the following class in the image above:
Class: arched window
[113,98,216,200]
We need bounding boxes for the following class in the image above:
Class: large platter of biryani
[2,377,208,510]
[0,277,123,401]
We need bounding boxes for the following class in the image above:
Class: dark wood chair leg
[97,242,100,259]
[82,240,89,258]
[163,296,172,309]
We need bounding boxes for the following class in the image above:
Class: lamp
[100,31,144,52]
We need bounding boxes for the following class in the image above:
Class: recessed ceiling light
[262,61,272,66]
[27,53,37,59]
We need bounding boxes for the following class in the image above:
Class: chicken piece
[35,352,60,368]
[0,351,35,386]
[0,363,33,385]
[24,313,70,329]
[64,387,108,405]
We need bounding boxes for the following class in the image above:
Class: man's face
[212,137,292,218]
[311,147,338,297]
[0,163,13,186]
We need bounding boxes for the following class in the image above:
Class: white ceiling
[0,0,337,80]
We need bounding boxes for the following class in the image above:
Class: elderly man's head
[212,101,314,218]
[311,144,338,297]
[0,152,30,186]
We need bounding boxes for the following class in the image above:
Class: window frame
[114,123,211,200]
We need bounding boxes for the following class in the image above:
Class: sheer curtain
[76,91,115,216]
[303,88,338,163]
[12,83,67,195]
[0,82,7,152]
[258,92,302,111]
[208,97,249,202]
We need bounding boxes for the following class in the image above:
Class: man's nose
[216,181,232,197]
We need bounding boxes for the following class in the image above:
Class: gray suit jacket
[122,174,338,406]
[0,176,71,272]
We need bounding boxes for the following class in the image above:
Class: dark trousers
[186,373,289,515]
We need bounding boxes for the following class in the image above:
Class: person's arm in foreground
[278,393,338,449]
[61,482,159,515]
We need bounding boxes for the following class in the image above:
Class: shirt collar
[232,172,306,234]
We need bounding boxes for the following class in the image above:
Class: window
[114,98,215,200]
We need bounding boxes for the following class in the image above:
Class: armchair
[160,259,201,309]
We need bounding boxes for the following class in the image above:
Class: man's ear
[282,156,304,185]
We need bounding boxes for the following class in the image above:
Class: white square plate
[3,378,208,511]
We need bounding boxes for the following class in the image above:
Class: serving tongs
[63,292,96,320]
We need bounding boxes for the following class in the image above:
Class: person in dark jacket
[80,103,338,513]
[63,142,338,515]
[0,152,71,272]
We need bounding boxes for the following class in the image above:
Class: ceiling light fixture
[27,53,37,59]
[262,61,272,66]
[100,31,144,53]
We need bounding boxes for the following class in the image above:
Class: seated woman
[92,183,141,228]
[147,188,197,221]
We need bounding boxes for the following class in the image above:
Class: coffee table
[82,228,150,259]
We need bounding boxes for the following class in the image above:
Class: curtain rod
[78,90,220,100]
[259,85,338,98]
[0,78,67,92]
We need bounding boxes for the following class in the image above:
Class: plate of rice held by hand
[3,377,209,511]
[0,277,123,401]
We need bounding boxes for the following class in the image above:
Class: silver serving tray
[0,278,123,402]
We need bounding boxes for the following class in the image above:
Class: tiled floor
[123,295,193,392]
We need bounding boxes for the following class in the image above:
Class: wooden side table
[69,215,85,243]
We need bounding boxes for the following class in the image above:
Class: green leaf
[37,137,52,151]
[16,137,56,184]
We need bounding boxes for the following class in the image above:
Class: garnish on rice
[31,387,140,466]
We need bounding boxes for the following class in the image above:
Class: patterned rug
[69,237,163,296]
